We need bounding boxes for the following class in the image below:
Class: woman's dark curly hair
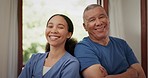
[45,14,77,56]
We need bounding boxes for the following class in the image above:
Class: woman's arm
[61,61,80,78]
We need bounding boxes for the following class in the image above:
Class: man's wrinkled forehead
[83,7,107,19]
[83,4,103,12]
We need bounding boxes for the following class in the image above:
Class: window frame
[18,0,23,76]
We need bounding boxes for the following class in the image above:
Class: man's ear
[83,23,88,31]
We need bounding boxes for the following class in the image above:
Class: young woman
[19,14,80,78]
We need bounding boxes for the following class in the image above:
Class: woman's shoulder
[32,52,47,57]
[61,52,80,69]
[30,52,47,61]
[64,52,79,63]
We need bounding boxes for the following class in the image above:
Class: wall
[0,0,10,77]
[121,0,141,62]
[109,0,141,62]
[0,0,18,78]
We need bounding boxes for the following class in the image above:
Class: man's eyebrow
[87,16,95,20]
[99,13,107,17]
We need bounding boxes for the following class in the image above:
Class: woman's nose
[51,27,58,33]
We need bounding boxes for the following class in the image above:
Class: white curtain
[0,0,18,78]
[109,0,141,63]
[7,0,18,77]
[109,0,125,38]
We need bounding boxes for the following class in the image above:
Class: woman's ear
[67,32,72,38]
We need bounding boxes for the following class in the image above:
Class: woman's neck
[48,46,66,59]
[44,47,66,67]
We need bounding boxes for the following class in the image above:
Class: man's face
[83,7,110,41]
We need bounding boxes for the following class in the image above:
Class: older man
[74,4,146,78]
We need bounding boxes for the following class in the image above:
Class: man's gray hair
[83,4,103,21]
[83,4,103,15]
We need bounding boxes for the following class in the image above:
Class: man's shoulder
[109,36,126,43]
[79,36,89,42]
[78,37,93,45]
[74,37,95,55]
[75,37,96,50]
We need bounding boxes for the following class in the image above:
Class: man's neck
[90,36,110,46]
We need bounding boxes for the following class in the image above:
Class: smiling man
[74,4,146,78]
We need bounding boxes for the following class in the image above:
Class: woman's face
[45,15,71,47]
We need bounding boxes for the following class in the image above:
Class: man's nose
[95,18,102,26]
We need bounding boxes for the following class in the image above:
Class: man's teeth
[98,26,104,29]
[95,26,104,30]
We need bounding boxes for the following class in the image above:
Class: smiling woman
[19,13,81,78]
[22,0,97,65]
[20,0,98,76]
